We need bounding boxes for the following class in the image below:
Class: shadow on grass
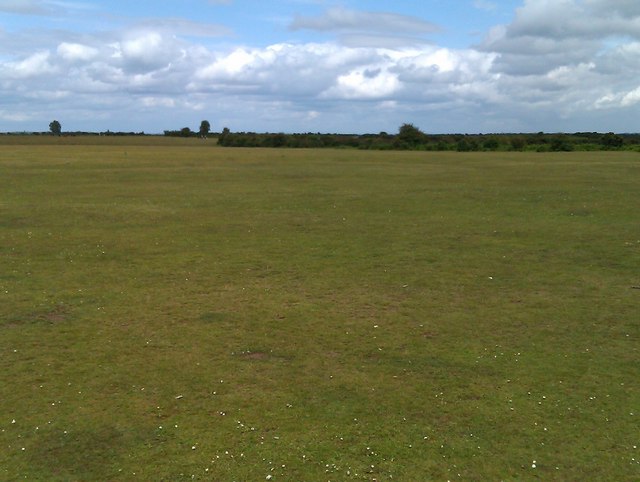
[23,425,160,479]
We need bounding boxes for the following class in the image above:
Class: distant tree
[262,133,287,147]
[396,123,426,148]
[49,120,61,136]
[601,132,623,149]
[456,138,479,152]
[510,136,526,151]
[483,137,500,150]
[550,136,573,151]
[218,127,231,145]
[180,127,193,138]
[199,120,211,138]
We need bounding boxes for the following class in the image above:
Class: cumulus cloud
[467,0,640,127]
[596,84,640,109]
[4,51,56,78]
[57,42,99,62]
[192,43,376,96]
[107,29,214,77]
[481,0,640,75]
[322,68,401,99]
[188,40,503,123]
[621,86,640,106]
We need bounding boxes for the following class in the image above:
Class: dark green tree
[49,120,61,136]
[601,132,623,149]
[199,120,211,138]
[550,136,573,151]
[510,136,526,151]
[180,127,193,138]
[218,127,231,145]
[483,137,499,150]
[456,138,479,151]
[396,123,426,148]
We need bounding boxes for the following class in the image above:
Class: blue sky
[1,0,639,133]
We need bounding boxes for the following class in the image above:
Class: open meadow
[1,138,638,480]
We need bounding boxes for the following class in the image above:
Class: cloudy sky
[1,0,639,134]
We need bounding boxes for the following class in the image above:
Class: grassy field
[1,138,638,480]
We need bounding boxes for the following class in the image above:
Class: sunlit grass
[1,139,638,480]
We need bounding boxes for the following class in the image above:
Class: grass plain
[0,137,638,480]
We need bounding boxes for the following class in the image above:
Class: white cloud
[621,86,640,106]
[5,51,56,78]
[198,48,262,78]
[597,85,640,108]
[141,96,176,108]
[192,43,372,96]
[121,31,163,59]
[57,42,98,62]
[468,0,640,127]
[481,0,640,68]
[114,30,192,74]
[323,68,400,99]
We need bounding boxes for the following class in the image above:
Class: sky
[1,0,639,134]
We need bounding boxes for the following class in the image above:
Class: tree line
[38,119,638,151]
[214,124,637,152]
[163,121,210,138]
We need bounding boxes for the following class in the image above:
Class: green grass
[1,138,639,480]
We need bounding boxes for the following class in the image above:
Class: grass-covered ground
[1,138,638,480]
